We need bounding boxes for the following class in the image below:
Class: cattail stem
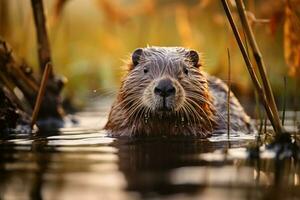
[282,76,287,126]
[227,48,231,140]
[234,0,283,134]
[31,63,52,129]
[31,0,53,77]
[220,0,282,134]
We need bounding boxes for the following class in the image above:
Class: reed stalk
[281,77,287,126]
[31,0,53,77]
[31,63,52,129]
[227,48,231,140]
[220,0,282,134]
[234,0,283,134]
[30,0,64,122]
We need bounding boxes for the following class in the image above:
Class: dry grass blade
[227,48,231,140]
[234,0,283,135]
[220,0,282,134]
[31,63,52,129]
[282,77,287,126]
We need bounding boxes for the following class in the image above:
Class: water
[0,97,299,200]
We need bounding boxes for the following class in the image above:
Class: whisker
[185,98,214,131]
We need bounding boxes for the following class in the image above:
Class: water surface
[0,97,299,200]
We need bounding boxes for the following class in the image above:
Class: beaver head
[105,47,216,137]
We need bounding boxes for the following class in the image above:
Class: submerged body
[105,47,253,138]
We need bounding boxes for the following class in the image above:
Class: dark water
[0,97,299,200]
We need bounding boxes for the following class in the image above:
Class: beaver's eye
[144,68,149,74]
[183,68,189,75]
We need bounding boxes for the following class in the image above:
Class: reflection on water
[0,98,299,200]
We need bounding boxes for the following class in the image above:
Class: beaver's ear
[187,50,200,68]
[132,48,143,67]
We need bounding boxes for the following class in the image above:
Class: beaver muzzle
[154,78,176,111]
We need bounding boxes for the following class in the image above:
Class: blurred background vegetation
[0,0,299,111]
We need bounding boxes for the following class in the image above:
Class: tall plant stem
[31,0,53,77]
[227,48,231,140]
[282,77,287,126]
[31,63,52,129]
[234,0,283,134]
[220,0,282,134]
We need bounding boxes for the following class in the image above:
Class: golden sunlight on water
[0,97,299,200]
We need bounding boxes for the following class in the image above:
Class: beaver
[105,47,254,138]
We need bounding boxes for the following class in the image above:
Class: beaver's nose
[154,79,176,97]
